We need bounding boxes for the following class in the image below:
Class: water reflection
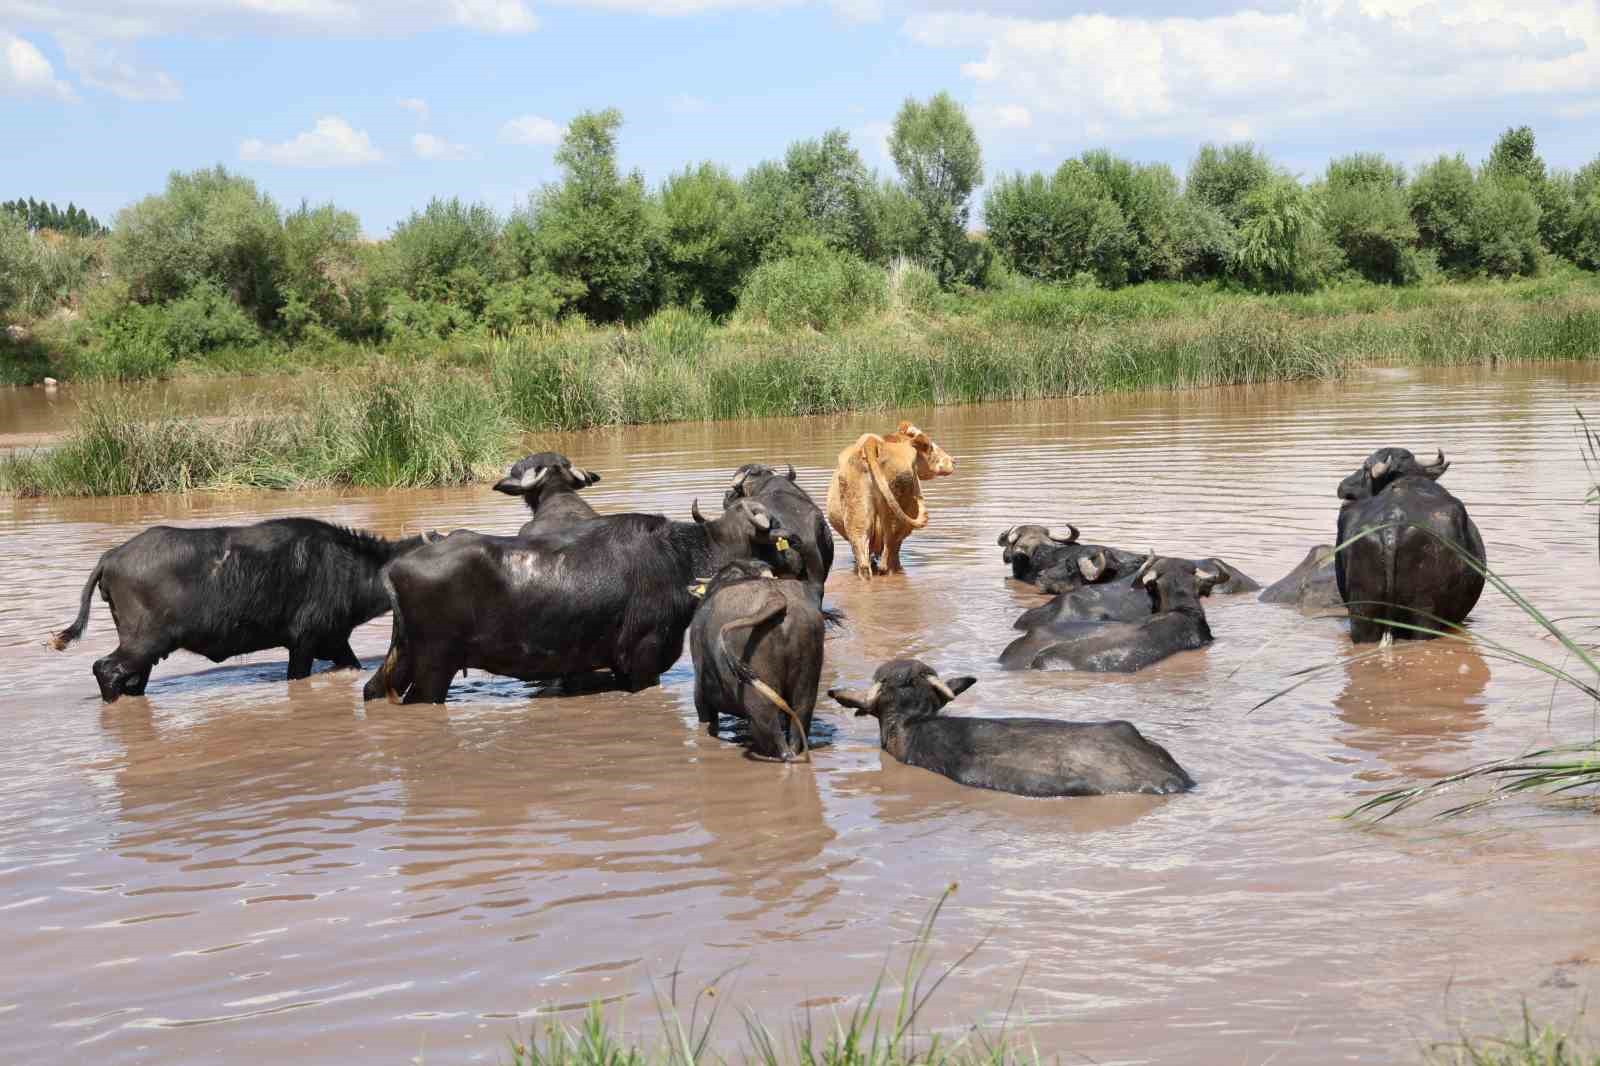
[1332,640,1493,783]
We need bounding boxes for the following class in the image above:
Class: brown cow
[825,421,955,579]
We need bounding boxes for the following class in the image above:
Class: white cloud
[0,1,540,38]
[905,0,1600,144]
[239,115,384,167]
[412,131,469,160]
[667,93,707,115]
[500,113,564,146]
[399,96,430,122]
[1,30,75,100]
[55,31,179,100]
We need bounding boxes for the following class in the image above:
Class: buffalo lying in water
[363,498,792,703]
[1012,551,1257,630]
[999,524,1258,596]
[51,518,432,702]
[722,462,833,600]
[828,658,1194,797]
[688,560,839,761]
[1259,545,1342,610]
[494,452,602,536]
[1334,448,1485,644]
[1000,557,1217,672]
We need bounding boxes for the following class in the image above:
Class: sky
[3,0,1599,236]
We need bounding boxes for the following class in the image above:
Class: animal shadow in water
[109,655,364,701]
[713,713,838,758]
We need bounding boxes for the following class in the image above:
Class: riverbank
[4,276,1599,496]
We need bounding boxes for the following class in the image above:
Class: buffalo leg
[321,639,363,671]
[287,645,316,681]
[93,645,162,703]
[402,654,457,704]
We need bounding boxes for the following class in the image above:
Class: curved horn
[747,504,772,531]
[732,468,751,489]
[1423,448,1450,478]
[927,675,957,702]
[997,525,1019,547]
[1137,552,1159,585]
[691,498,708,523]
[421,529,436,544]
[520,465,549,490]
[865,682,882,705]
[1047,525,1080,545]
[1368,458,1389,480]
[1077,551,1106,582]
[784,463,796,482]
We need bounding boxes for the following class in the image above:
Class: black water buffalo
[1335,447,1485,643]
[688,561,837,761]
[1259,545,1342,609]
[50,518,432,702]
[494,452,602,536]
[363,498,793,703]
[998,524,1144,589]
[828,658,1194,797]
[722,462,833,599]
[999,557,1217,672]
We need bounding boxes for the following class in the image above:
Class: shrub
[983,167,1132,287]
[783,129,880,258]
[1077,151,1190,282]
[1471,177,1543,277]
[658,162,754,316]
[1410,155,1480,274]
[385,197,501,300]
[161,283,264,356]
[482,275,574,335]
[279,201,369,340]
[736,239,886,330]
[888,256,942,313]
[1320,153,1420,284]
[75,303,177,381]
[1231,178,1342,292]
[1186,143,1277,225]
[111,165,284,320]
[1564,158,1600,270]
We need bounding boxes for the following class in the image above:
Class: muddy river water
[4,365,1600,1065]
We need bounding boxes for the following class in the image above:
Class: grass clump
[508,886,1034,1066]
[737,242,888,331]
[1426,1010,1600,1066]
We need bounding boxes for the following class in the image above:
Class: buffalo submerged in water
[1334,447,1485,643]
[828,658,1194,797]
[50,518,433,702]
[363,497,795,703]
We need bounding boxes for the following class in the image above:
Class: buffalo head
[494,452,601,496]
[1337,448,1449,502]
[1138,556,1217,615]
[829,658,976,724]
[721,462,798,510]
[997,523,1080,564]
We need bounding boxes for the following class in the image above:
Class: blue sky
[4,0,1600,236]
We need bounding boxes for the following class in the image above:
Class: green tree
[783,129,878,257]
[1471,177,1542,277]
[739,160,811,261]
[1409,154,1480,274]
[1076,151,1189,282]
[1186,143,1277,226]
[1231,177,1338,292]
[111,165,285,321]
[1568,157,1600,270]
[983,166,1131,287]
[279,201,374,340]
[889,92,983,284]
[658,162,754,316]
[1319,153,1420,284]
[529,108,660,322]
[385,197,500,312]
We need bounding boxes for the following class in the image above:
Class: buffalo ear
[580,468,602,487]
[945,676,976,699]
[828,687,874,714]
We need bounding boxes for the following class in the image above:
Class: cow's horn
[691,498,708,523]
[1047,525,1079,544]
[927,675,956,702]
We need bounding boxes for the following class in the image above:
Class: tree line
[3,96,1599,369]
[2,198,108,238]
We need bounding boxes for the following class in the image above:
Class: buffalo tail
[716,596,809,762]
[49,556,104,651]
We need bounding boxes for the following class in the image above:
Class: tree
[1319,153,1420,284]
[983,167,1131,287]
[783,129,878,257]
[1076,151,1188,282]
[1409,155,1480,275]
[385,197,501,312]
[1186,143,1276,226]
[658,162,754,316]
[889,92,983,284]
[529,108,660,322]
[1231,177,1338,292]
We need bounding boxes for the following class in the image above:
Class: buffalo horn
[1369,458,1389,479]
[732,468,750,489]
[1047,524,1080,545]
[520,465,549,489]
[1137,552,1159,585]
[1194,568,1217,582]
[749,505,771,531]
[1077,551,1106,582]
[1424,449,1450,478]
[691,498,708,523]
[784,462,796,482]
[927,675,957,702]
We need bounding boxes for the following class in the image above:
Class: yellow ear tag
[775,537,791,552]
[689,583,707,598]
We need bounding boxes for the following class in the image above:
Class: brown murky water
[4,365,1600,1065]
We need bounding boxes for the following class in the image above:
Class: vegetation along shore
[4,100,1600,496]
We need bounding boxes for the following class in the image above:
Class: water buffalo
[688,560,838,761]
[494,452,602,536]
[50,518,432,702]
[827,421,955,579]
[363,498,793,703]
[999,557,1217,672]
[1335,447,1485,643]
[1259,545,1342,609]
[828,658,1194,797]
[721,462,833,599]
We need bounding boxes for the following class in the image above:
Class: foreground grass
[6,274,1600,495]
[1427,1012,1600,1066]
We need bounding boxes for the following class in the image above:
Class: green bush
[73,303,176,381]
[1471,177,1543,278]
[1410,155,1480,274]
[1187,143,1277,225]
[983,168,1132,287]
[482,275,574,334]
[1077,151,1190,282]
[888,256,942,313]
[736,239,886,330]
[385,197,501,301]
[783,129,880,258]
[161,283,264,356]
[658,162,754,316]
[1320,153,1420,284]
[111,166,283,320]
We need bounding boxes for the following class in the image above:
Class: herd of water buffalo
[49,424,1486,800]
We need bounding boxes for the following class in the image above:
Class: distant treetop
[1,197,109,238]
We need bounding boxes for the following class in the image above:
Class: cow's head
[1337,448,1449,501]
[494,452,601,503]
[897,422,955,478]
